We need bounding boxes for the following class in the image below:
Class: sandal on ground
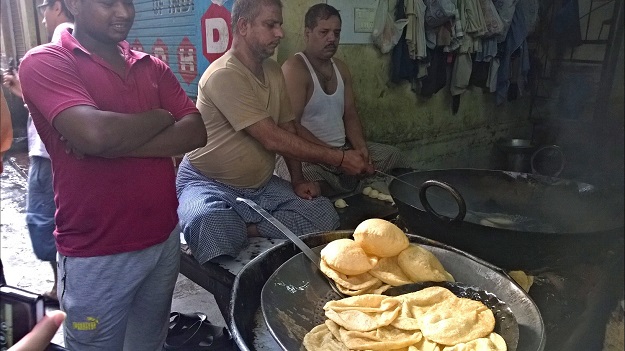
[165,313,231,351]
[168,312,207,338]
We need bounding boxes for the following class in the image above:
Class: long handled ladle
[236,197,347,298]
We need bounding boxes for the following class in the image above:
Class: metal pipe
[5,0,18,59]
[32,0,42,45]
[593,0,623,122]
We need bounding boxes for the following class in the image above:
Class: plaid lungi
[176,157,339,264]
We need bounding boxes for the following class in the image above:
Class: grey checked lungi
[176,157,339,264]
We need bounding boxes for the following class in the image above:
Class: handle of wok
[419,180,467,223]
[531,145,565,177]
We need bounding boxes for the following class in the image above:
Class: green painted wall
[279,0,532,170]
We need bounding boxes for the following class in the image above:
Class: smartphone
[0,285,45,350]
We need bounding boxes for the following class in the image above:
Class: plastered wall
[279,0,532,170]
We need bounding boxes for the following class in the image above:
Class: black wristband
[338,150,345,167]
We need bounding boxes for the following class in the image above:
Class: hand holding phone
[8,310,65,351]
[1,285,45,349]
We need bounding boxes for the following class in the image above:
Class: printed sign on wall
[152,38,169,64]
[201,3,232,64]
[178,37,198,84]
[131,39,144,52]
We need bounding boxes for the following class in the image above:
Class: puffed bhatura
[353,218,409,257]
[320,238,378,276]
[397,244,455,283]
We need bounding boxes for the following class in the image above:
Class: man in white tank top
[275,3,404,196]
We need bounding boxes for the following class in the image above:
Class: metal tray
[261,243,545,351]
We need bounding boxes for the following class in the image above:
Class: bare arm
[245,117,367,176]
[53,105,176,158]
[279,120,307,183]
[279,120,320,199]
[124,113,206,157]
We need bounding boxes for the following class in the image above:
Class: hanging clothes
[391,25,420,83]
[459,0,488,36]
[420,47,449,97]
[478,0,505,38]
[475,36,498,62]
[405,0,428,60]
[450,52,473,96]
[518,0,539,34]
[391,0,420,84]
[493,0,520,43]
[495,4,530,105]
[469,56,491,89]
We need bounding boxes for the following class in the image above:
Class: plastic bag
[372,0,408,54]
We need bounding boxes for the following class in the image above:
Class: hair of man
[304,3,341,30]
[231,0,283,34]
[40,0,75,21]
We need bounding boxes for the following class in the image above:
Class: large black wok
[389,169,624,270]
[228,230,546,351]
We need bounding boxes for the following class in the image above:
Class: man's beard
[251,41,278,60]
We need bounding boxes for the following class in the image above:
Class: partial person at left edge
[1,92,13,287]
[17,0,207,349]
[2,0,75,303]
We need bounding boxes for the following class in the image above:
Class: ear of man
[51,0,62,14]
[236,17,249,36]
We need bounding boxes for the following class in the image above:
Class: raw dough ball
[362,186,373,196]
[334,199,348,209]
[369,189,380,198]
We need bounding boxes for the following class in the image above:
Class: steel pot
[389,169,624,270]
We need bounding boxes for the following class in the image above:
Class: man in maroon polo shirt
[18,0,207,349]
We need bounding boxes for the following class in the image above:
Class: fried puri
[353,218,409,257]
[397,244,455,283]
[320,238,378,276]
[305,286,504,351]
[368,256,413,286]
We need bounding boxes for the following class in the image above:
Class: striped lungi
[275,141,404,195]
[176,157,339,264]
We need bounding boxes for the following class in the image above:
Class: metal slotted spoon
[236,197,347,298]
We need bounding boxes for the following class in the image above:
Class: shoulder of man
[22,41,71,65]
[332,57,352,84]
[283,53,306,69]
[51,22,74,43]
[281,54,312,81]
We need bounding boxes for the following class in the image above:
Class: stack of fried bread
[303,286,507,351]
[320,219,454,296]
